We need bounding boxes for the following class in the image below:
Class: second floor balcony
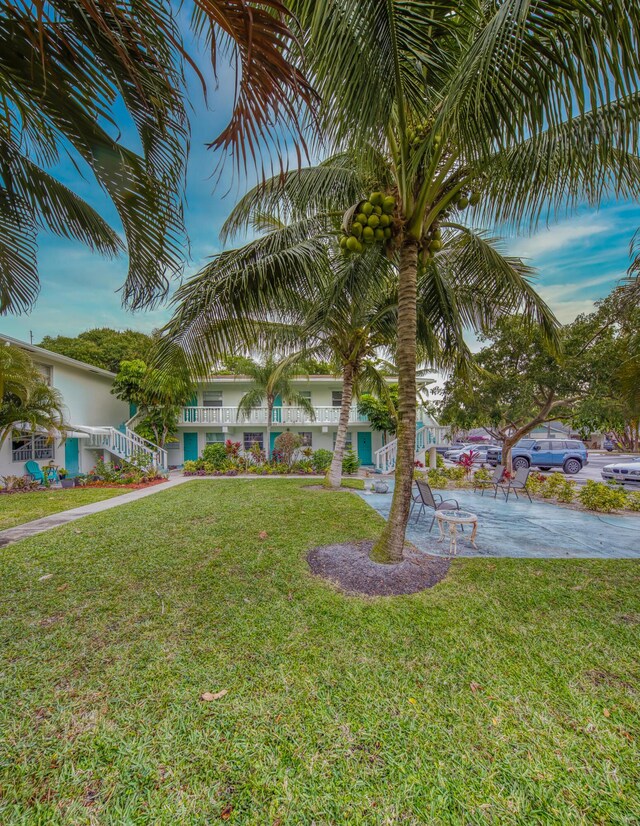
[178,405,369,426]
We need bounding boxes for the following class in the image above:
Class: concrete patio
[358,481,640,558]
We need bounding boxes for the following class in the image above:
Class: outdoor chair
[496,466,532,502]
[24,461,44,483]
[411,479,460,532]
[474,464,505,496]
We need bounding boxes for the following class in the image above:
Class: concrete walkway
[357,482,640,558]
[0,475,324,548]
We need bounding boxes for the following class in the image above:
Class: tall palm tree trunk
[266,398,273,460]
[325,362,355,488]
[371,237,418,563]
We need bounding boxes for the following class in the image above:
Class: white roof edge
[0,333,117,378]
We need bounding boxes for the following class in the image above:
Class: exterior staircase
[84,426,168,470]
[374,424,449,473]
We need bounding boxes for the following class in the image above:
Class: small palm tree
[0,346,67,446]
[1,1,315,313]
[233,356,316,457]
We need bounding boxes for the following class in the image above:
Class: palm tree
[232,0,640,561]
[0,346,67,446]
[0,1,315,313]
[232,356,316,457]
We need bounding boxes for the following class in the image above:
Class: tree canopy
[38,329,154,373]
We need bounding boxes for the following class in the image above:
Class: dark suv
[487,438,588,474]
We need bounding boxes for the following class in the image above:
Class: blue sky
[2,51,640,344]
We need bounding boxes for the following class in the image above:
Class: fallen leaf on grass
[258,531,268,539]
[492,718,499,726]
[603,708,611,718]
[470,682,482,694]
[56,584,68,592]
[201,690,228,702]
[408,697,417,705]
[38,574,53,582]
[220,805,233,820]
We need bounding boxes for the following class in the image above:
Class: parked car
[455,445,497,464]
[486,438,589,474]
[601,457,640,484]
[444,443,476,460]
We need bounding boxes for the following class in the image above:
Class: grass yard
[1,480,639,824]
[0,487,128,531]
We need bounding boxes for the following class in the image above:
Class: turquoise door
[272,394,282,424]
[270,431,282,456]
[65,438,80,477]
[183,432,199,462]
[357,431,373,465]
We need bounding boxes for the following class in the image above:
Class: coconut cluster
[340,192,395,254]
[455,190,480,211]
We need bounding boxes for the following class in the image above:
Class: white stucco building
[0,335,163,478]
[170,374,447,470]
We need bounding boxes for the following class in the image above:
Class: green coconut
[429,239,443,252]
[361,202,374,216]
[469,191,480,206]
[356,212,368,226]
[383,227,392,239]
[382,196,395,214]
[346,236,360,252]
[433,228,442,240]
[374,228,385,241]
[457,196,469,210]
[367,214,380,228]
[339,235,348,249]
[369,192,383,206]
[362,226,375,242]
[378,214,390,227]
[372,205,381,216]
[351,221,363,237]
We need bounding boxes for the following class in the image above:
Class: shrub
[444,465,466,482]
[626,491,640,512]
[436,453,445,469]
[202,442,227,469]
[1,475,40,492]
[578,480,627,513]
[525,472,548,496]
[426,468,448,489]
[311,449,333,473]
[274,432,303,467]
[342,449,360,474]
[556,478,576,504]
[473,468,491,484]
[225,439,241,457]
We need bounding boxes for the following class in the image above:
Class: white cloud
[509,215,612,259]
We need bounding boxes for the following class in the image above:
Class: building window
[333,431,352,450]
[203,391,223,407]
[206,432,225,443]
[12,433,54,462]
[332,391,342,407]
[244,432,264,451]
[300,389,312,404]
[299,432,313,447]
[35,363,52,386]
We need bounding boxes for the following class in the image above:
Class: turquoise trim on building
[64,438,80,476]
[357,431,373,465]
[183,432,199,462]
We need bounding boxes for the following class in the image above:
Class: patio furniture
[411,479,460,532]
[24,461,44,484]
[435,509,478,555]
[474,464,505,496]
[496,467,532,502]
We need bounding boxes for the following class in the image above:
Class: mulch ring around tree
[307,540,449,597]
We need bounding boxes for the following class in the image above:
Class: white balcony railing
[178,405,370,426]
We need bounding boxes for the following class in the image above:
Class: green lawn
[1,480,638,824]
[0,487,128,531]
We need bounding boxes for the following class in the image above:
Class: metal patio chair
[496,466,532,502]
[473,464,505,496]
[411,479,461,532]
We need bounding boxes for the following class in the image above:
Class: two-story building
[0,334,165,478]
[169,374,448,469]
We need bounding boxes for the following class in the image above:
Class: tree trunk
[326,362,355,488]
[266,397,272,460]
[371,237,419,563]
[501,435,518,474]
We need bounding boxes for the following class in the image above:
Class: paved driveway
[358,482,640,558]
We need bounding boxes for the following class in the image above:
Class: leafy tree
[439,315,614,470]
[38,328,154,372]
[0,1,315,313]
[358,386,399,444]
[112,359,192,448]
[235,356,316,458]
[0,344,66,446]
[253,0,640,561]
